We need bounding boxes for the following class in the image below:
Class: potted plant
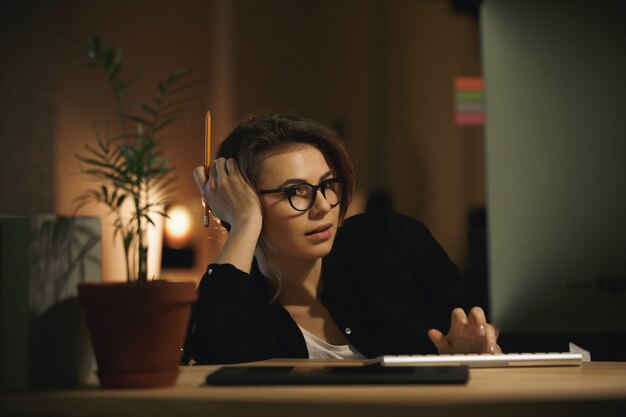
[72,36,197,388]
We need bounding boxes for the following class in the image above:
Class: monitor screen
[480,0,626,339]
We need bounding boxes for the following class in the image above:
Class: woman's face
[256,144,340,262]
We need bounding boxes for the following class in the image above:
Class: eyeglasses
[259,178,344,212]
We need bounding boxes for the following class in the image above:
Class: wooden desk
[2,361,626,417]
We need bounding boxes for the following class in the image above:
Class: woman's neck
[256,251,323,305]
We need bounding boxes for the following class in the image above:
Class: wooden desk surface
[2,361,626,417]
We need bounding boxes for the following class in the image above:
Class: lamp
[162,204,195,268]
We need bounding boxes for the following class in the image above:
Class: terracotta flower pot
[78,281,197,388]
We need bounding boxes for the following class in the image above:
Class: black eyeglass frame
[258,178,344,212]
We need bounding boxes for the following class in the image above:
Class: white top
[298,326,366,360]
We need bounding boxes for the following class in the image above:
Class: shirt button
[208,268,213,275]
[345,328,352,335]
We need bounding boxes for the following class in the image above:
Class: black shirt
[184,211,472,364]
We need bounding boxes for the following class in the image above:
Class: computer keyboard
[371,352,583,368]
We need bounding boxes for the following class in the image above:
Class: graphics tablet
[205,365,469,385]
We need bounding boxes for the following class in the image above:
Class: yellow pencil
[203,111,211,227]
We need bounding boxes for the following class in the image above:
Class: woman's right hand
[192,158,263,232]
[193,158,263,273]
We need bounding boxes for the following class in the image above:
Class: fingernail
[478,325,486,336]
[489,344,496,353]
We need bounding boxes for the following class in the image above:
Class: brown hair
[217,113,355,220]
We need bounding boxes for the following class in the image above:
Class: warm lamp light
[164,204,193,249]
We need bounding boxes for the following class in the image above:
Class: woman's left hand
[428,307,502,354]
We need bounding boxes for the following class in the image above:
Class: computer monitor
[480,0,626,356]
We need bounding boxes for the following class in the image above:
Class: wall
[0,1,59,214]
[385,0,484,264]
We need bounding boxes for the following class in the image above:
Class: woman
[184,113,500,364]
